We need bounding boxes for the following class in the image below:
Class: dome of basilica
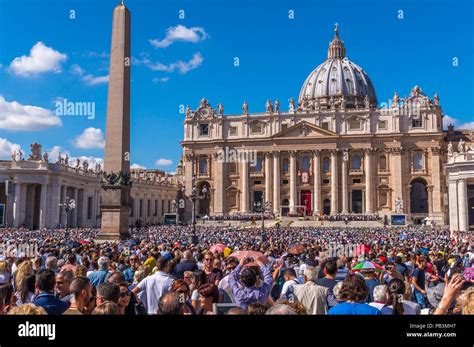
[298,25,377,110]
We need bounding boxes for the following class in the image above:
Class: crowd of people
[0,224,472,315]
[206,212,275,221]
[322,214,383,222]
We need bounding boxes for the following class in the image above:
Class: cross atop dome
[328,24,346,59]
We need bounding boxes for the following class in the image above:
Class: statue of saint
[83,159,89,171]
[392,92,399,107]
[75,158,80,168]
[65,154,69,165]
[459,139,465,154]
[364,95,370,108]
[242,101,248,114]
[274,99,280,112]
[43,151,49,163]
[218,102,224,115]
[433,93,440,106]
[288,98,295,113]
[11,150,16,162]
[447,142,453,156]
[185,105,191,118]
[395,197,404,214]
[265,100,273,113]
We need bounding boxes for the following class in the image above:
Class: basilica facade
[180,26,450,225]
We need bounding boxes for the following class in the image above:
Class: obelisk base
[99,188,131,240]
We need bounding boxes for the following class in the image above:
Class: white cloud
[9,42,67,76]
[149,25,208,48]
[152,77,170,83]
[46,145,103,168]
[0,138,22,159]
[443,115,474,130]
[0,96,62,131]
[131,163,146,169]
[137,52,203,74]
[73,127,105,149]
[71,64,109,85]
[155,158,172,166]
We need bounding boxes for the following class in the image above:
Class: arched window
[413,152,424,170]
[379,155,387,170]
[199,158,208,175]
[322,157,330,172]
[351,154,362,170]
[301,155,310,171]
[282,158,289,173]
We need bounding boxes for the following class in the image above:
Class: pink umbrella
[229,250,269,265]
[210,243,226,254]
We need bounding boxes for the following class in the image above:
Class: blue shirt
[328,302,382,315]
[33,293,70,315]
[228,265,273,310]
[88,269,111,287]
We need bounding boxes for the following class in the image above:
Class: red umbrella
[209,243,226,254]
[287,243,305,255]
[230,250,269,265]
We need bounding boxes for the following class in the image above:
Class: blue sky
[0,0,473,170]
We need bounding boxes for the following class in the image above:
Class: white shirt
[137,271,175,314]
[280,278,299,298]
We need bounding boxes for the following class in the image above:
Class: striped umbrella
[352,260,384,272]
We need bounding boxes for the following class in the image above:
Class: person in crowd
[96,282,120,306]
[61,253,78,274]
[32,269,70,314]
[265,304,296,315]
[202,251,223,286]
[123,255,140,284]
[412,255,428,309]
[362,269,380,303]
[55,270,74,303]
[369,285,388,312]
[92,301,121,315]
[315,259,339,308]
[293,266,329,314]
[0,260,11,287]
[157,292,184,315]
[132,257,175,314]
[226,307,247,315]
[218,257,239,303]
[175,250,198,279]
[197,283,219,315]
[280,268,300,300]
[328,274,382,315]
[190,270,207,311]
[228,257,273,310]
[247,302,269,315]
[171,279,195,315]
[7,303,47,315]
[88,256,111,287]
[63,277,93,315]
[15,274,36,306]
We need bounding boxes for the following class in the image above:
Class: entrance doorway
[300,190,312,216]
[282,199,290,216]
[323,199,330,215]
[253,191,263,212]
[351,190,363,213]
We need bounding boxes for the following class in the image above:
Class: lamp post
[59,196,75,234]
[253,193,272,234]
[180,176,208,245]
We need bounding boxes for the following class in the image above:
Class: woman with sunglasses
[202,252,223,286]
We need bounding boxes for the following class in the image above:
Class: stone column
[39,183,48,229]
[313,150,321,216]
[19,184,27,227]
[430,148,442,214]
[457,179,468,232]
[265,153,272,205]
[214,153,224,214]
[13,182,22,228]
[60,186,67,227]
[341,150,349,214]
[448,180,459,232]
[330,150,339,214]
[240,160,249,212]
[273,152,280,214]
[289,151,297,213]
[364,149,374,214]
[72,188,79,227]
[427,185,434,216]
[391,148,404,212]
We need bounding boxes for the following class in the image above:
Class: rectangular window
[87,196,93,220]
[378,120,387,130]
[281,124,288,131]
[229,126,237,136]
[250,123,263,134]
[352,178,361,184]
[199,124,209,136]
[349,119,362,130]
[254,180,262,185]
[323,179,330,184]
[412,116,423,128]
[321,122,329,130]
[282,179,289,185]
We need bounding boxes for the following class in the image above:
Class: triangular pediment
[273,121,337,138]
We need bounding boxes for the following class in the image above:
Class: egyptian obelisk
[99,0,131,240]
